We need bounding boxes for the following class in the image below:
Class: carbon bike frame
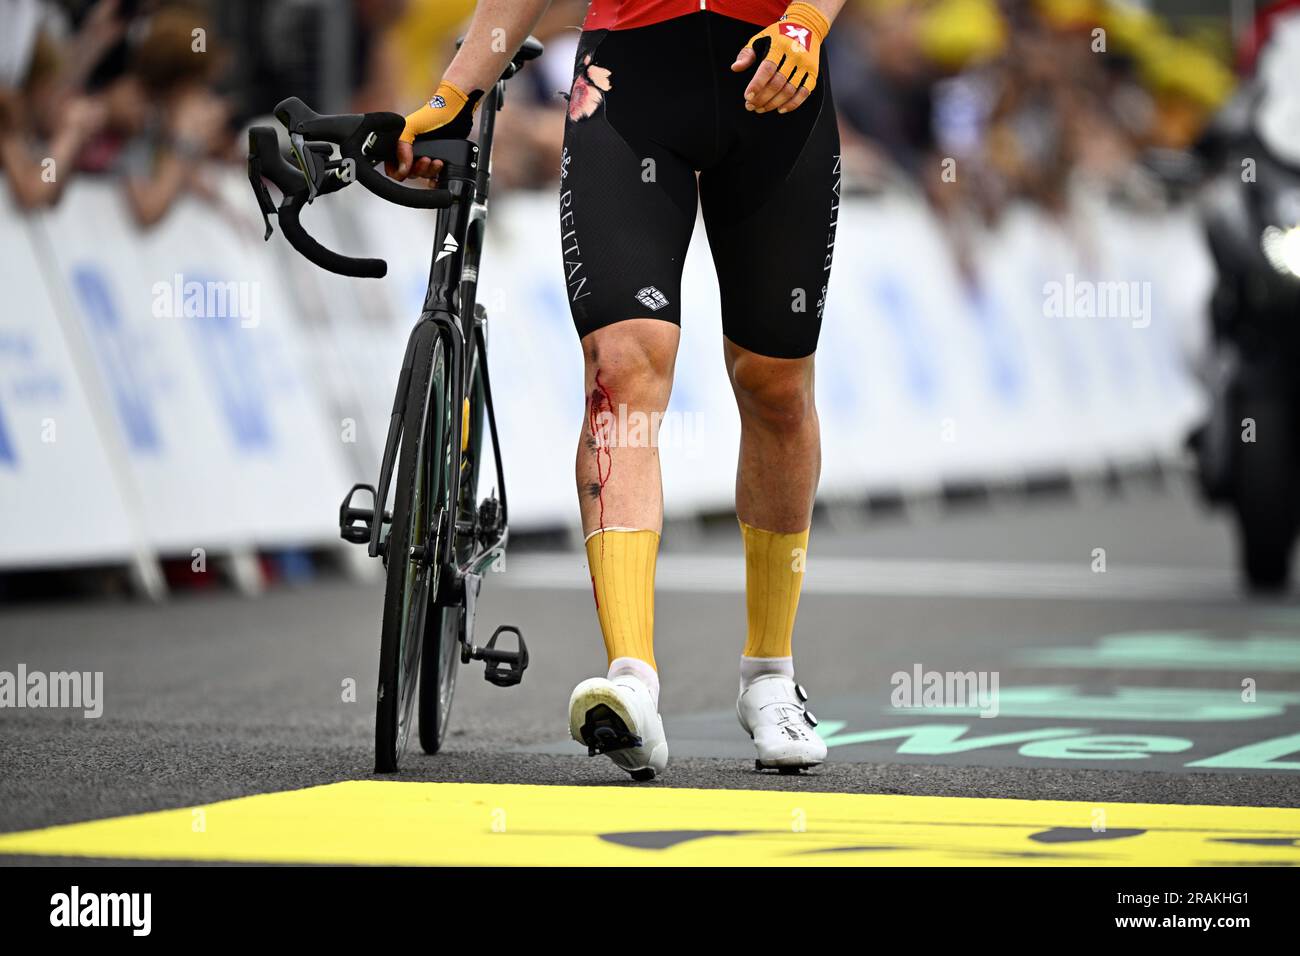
[368,79,510,613]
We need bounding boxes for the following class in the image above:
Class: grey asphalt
[2,477,1299,853]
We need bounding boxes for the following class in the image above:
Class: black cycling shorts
[558,10,840,359]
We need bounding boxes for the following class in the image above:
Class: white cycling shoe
[569,674,668,781]
[737,674,827,772]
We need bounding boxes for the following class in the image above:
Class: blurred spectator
[0,0,1243,235]
[84,4,232,226]
[0,0,125,209]
[0,0,51,89]
[820,0,1238,283]
[831,1,939,190]
[1,32,106,208]
[388,0,474,105]
[347,0,408,114]
[2,0,234,224]
[1235,0,1300,73]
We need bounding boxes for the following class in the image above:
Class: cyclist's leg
[699,26,839,762]
[577,321,678,539]
[725,343,820,676]
[575,320,677,702]
[558,26,701,773]
[726,342,820,532]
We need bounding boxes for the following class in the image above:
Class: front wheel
[417,323,488,754]
[375,326,449,772]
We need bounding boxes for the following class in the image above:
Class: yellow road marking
[0,782,1297,866]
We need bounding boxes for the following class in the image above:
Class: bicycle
[246,37,542,772]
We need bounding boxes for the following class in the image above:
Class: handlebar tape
[277,197,387,279]
[352,159,453,209]
[275,99,455,210]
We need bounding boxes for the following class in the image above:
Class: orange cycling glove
[743,2,830,110]
[400,80,482,144]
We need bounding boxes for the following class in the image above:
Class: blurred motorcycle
[1193,15,1300,592]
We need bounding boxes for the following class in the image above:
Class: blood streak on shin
[587,370,614,554]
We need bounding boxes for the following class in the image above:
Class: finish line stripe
[1,782,1296,866]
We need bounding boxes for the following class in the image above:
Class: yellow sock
[586,529,659,669]
[739,520,809,659]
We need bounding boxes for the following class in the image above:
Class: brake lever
[247,150,278,241]
[288,132,321,203]
[247,125,388,278]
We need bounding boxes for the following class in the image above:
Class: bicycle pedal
[339,483,390,545]
[472,624,528,687]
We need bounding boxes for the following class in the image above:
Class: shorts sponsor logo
[817,154,841,320]
[634,286,669,311]
[559,148,590,302]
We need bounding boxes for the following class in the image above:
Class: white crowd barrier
[0,171,1212,572]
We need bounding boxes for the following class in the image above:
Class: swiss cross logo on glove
[781,23,811,51]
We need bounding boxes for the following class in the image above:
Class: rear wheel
[417,605,462,755]
[1234,395,1298,593]
[418,329,488,754]
[375,327,448,773]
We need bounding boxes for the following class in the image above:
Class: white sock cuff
[607,656,660,707]
[584,526,657,543]
[739,655,794,692]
